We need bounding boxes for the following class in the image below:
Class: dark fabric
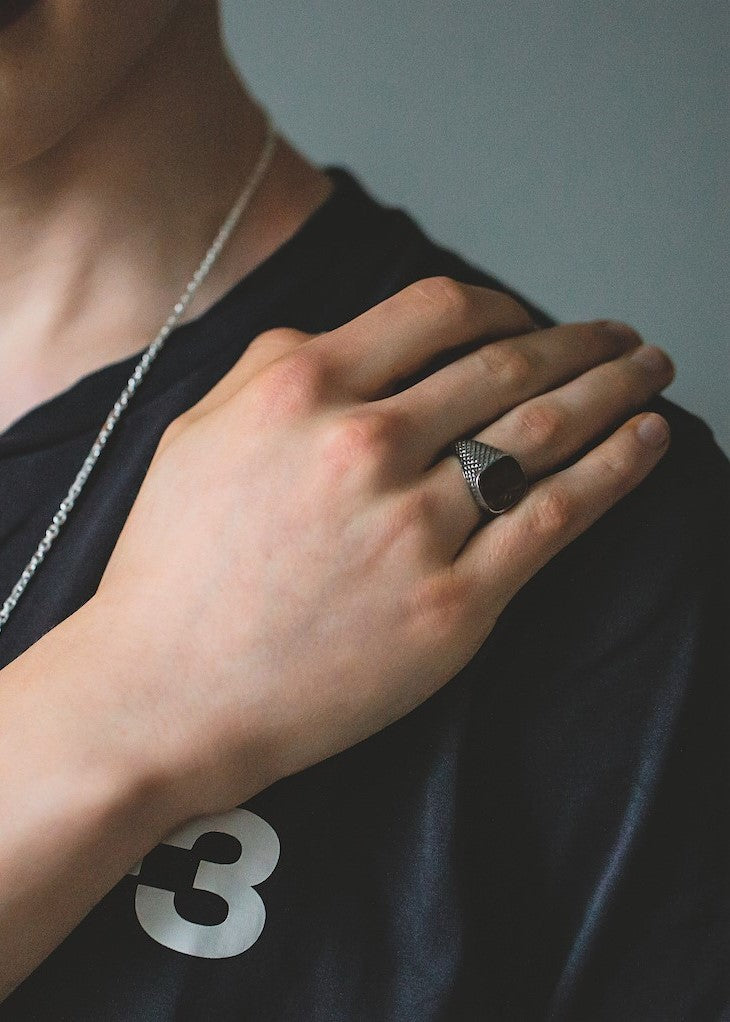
[1,168,727,1021]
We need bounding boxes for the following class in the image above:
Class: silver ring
[451,438,529,516]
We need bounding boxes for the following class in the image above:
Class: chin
[0,0,186,173]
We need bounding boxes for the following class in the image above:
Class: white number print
[129,807,280,959]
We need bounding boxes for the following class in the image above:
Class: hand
[87,277,674,825]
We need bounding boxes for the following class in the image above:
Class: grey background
[222,1,729,454]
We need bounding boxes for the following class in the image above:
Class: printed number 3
[130,807,280,959]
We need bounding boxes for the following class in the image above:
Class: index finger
[306,277,536,398]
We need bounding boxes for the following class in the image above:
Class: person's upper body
[0,2,727,1020]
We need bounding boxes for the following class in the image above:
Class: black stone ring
[451,438,529,516]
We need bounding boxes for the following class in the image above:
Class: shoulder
[359,177,728,501]
[326,168,730,551]
[322,167,555,328]
[364,189,729,640]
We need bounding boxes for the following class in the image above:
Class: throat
[0,138,334,436]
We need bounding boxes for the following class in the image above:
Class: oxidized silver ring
[451,438,529,516]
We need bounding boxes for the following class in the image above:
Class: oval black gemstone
[477,455,528,513]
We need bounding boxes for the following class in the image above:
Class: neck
[0,2,332,433]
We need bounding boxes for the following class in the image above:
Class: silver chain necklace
[0,111,278,637]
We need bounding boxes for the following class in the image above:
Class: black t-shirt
[1,168,728,1021]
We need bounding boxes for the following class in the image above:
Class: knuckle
[533,488,574,535]
[514,400,563,447]
[477,343,532,389]
[409,275,473,319]
[253,349,328,418]
[351,407,406,453]
[595,445,634,485]
[322,408,406,476]
[341,416,386,459]
[406,279,535,337]
[366,406,412,458]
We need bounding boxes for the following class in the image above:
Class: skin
[0,0,332,432]
[0,0,675,1001]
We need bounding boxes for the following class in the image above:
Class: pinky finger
[455,412,671,609]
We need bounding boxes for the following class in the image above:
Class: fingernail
[631,345,675,380]
[637,414,670,447]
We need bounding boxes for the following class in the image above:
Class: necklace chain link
[0,111,277,636]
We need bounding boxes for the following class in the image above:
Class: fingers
[478,343,675,479]
[453,413,671,610]
[390,319,644,468]
[305,277,536,398]
[417,337,674,551]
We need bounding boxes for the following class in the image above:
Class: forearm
[0,604,174,1001]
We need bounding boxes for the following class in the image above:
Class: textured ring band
[451,438,529,516]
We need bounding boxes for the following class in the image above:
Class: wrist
[79,590,280,818]
[0,602,182,997]
[2,599,184,855]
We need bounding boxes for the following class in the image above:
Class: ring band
[451,438,529,516]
